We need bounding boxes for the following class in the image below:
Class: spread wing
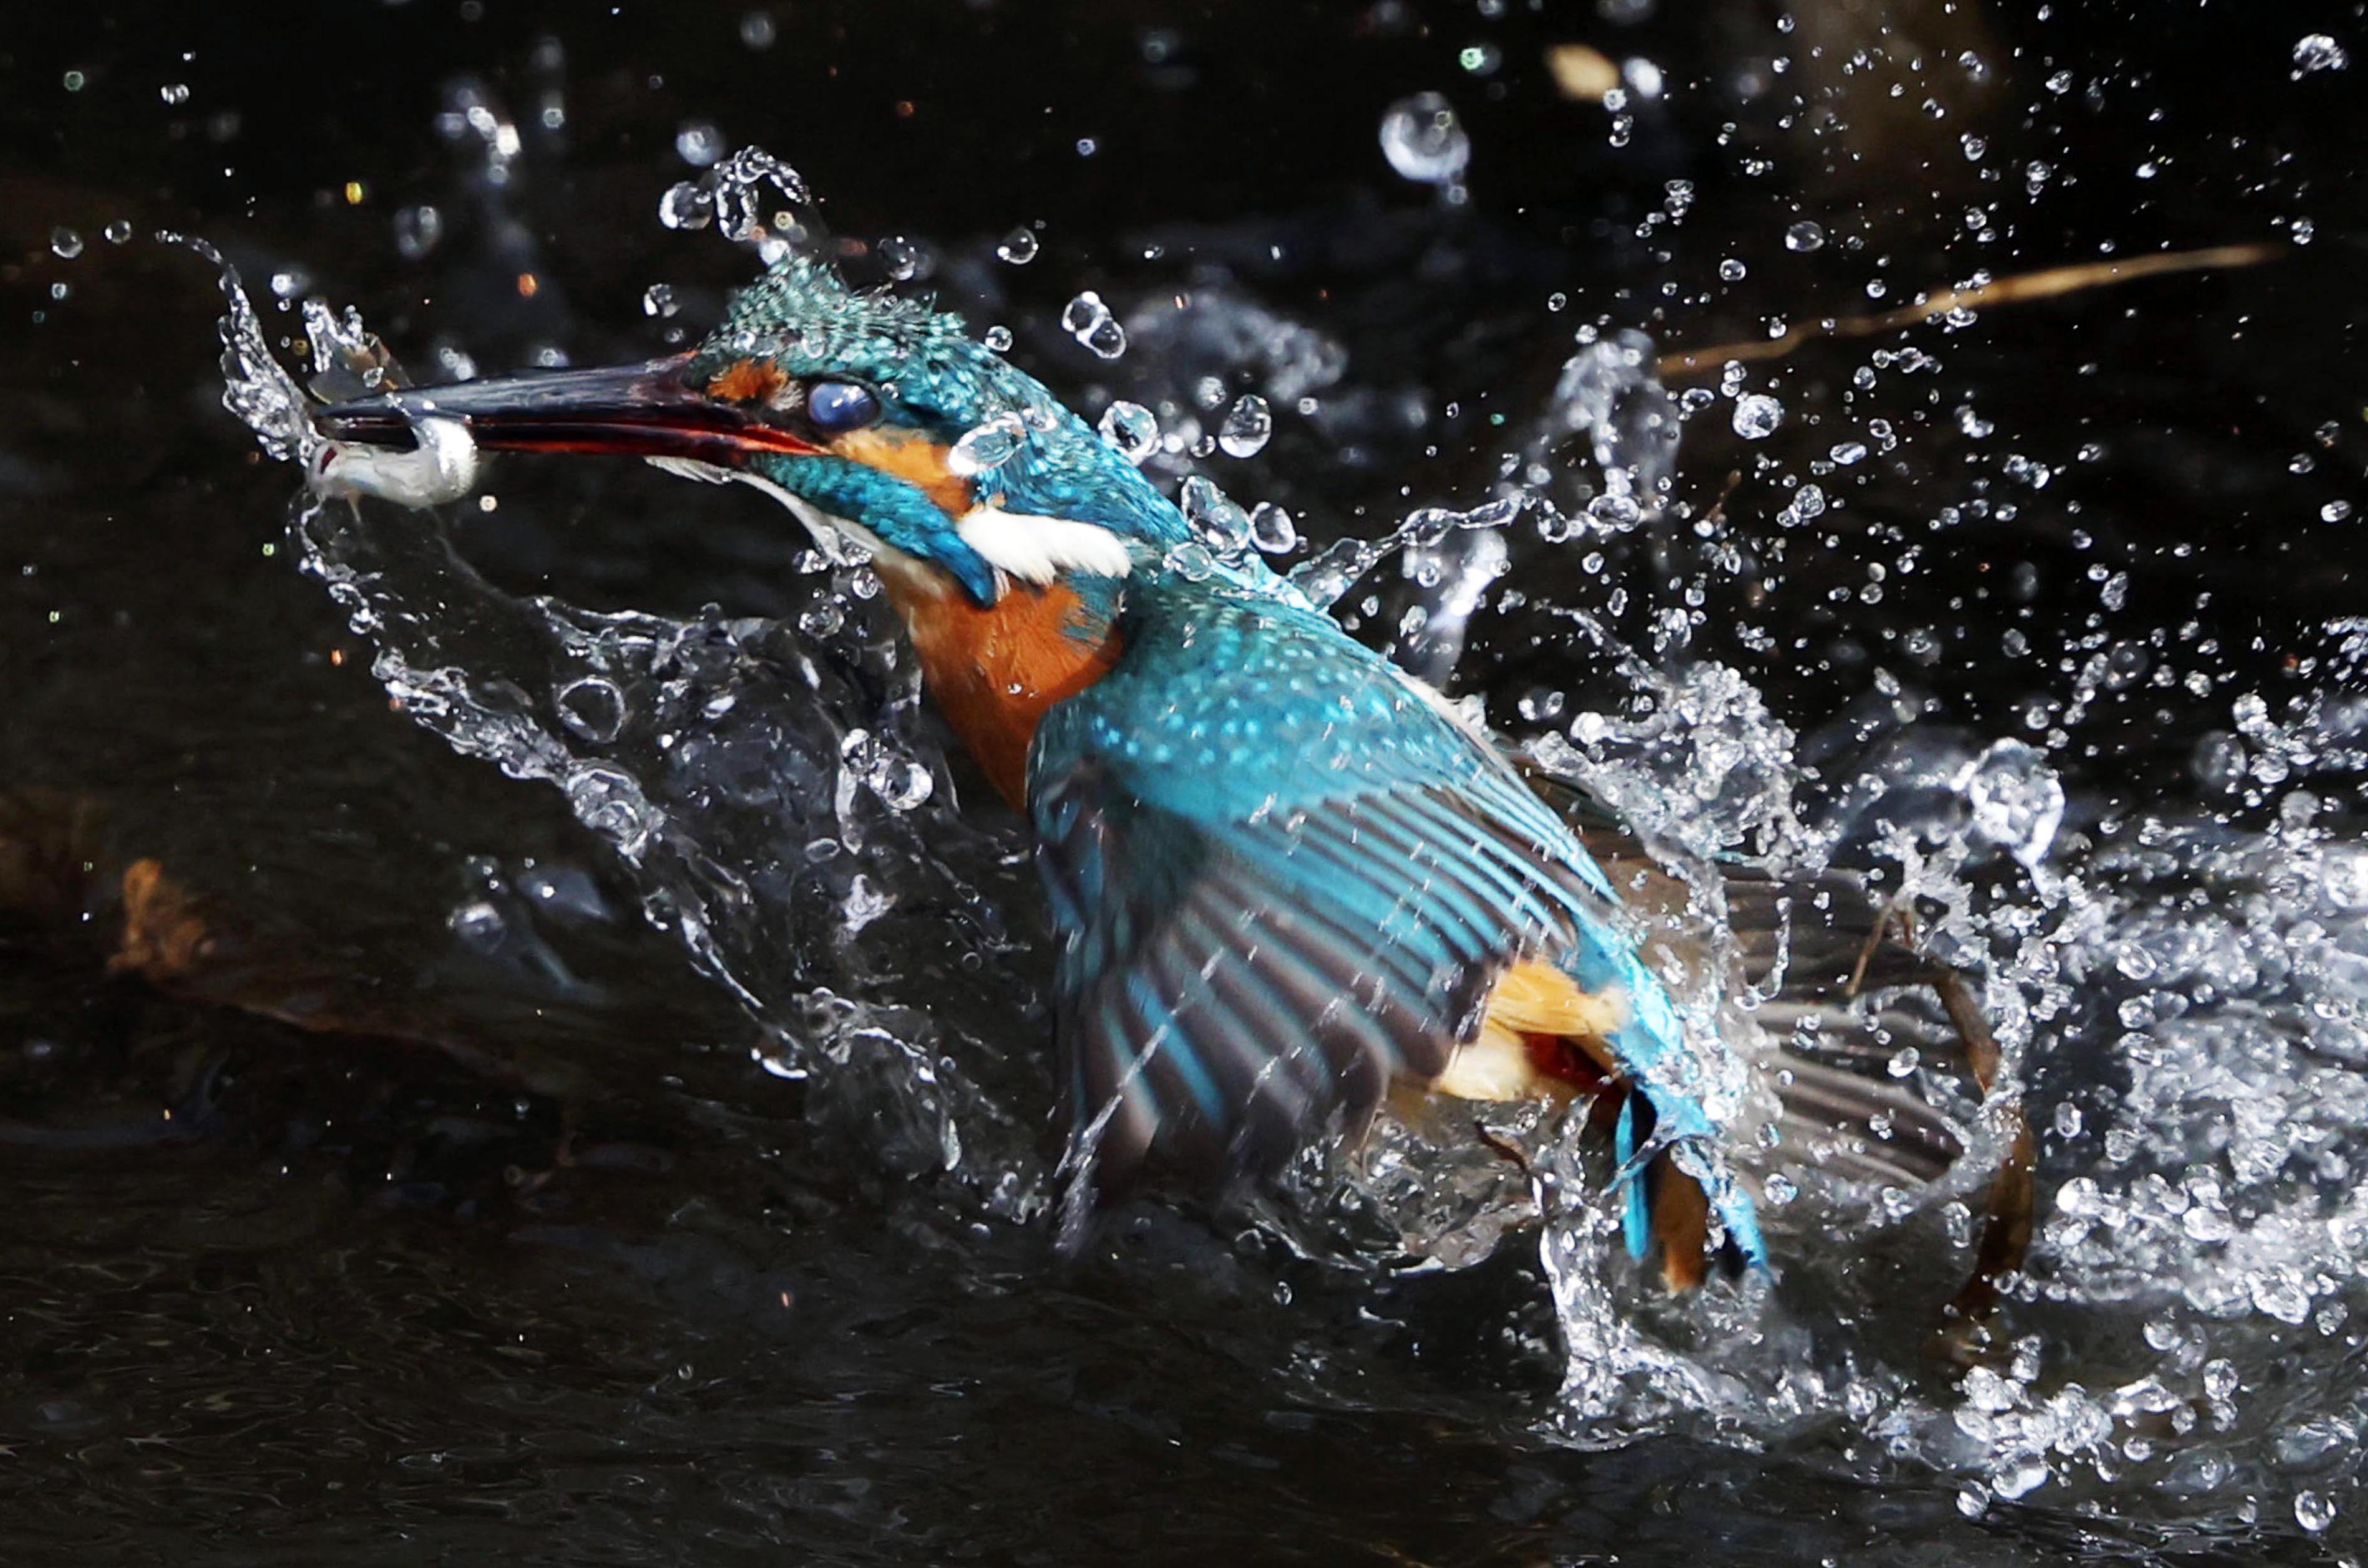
[1026,581,1612,1190]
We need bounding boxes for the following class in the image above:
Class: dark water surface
[5,3,2365,1563]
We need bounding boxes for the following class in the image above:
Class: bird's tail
[1568,817,2027,1305]
[1441,765,2023,1298]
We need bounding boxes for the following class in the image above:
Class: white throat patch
[640,458,1134,596]
[955,505,1135,588]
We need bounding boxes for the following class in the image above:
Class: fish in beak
[312,351,823,467]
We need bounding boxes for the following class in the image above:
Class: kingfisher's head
[320,254,1186,605]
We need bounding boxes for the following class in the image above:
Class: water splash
[188,241,1056,1233]
[186,150,2368,1539]
[659,145,811,247]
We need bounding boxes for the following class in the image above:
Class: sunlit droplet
[1181,476,1251,555]
[1062,290,1127,359]
[2292,34,2349,77]
[878,235,924,281]
[1097,400,1159,464]
[659,181,714,231]
[393,204,442,261]
[676,121,725,168]
[1379,92,1470,184]
[948,413,1028,478]
[1217,394,1272,458]
[1249,502,1297,553]
[1732,393,1783,439]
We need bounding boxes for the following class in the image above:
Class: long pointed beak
[313,353,821,463]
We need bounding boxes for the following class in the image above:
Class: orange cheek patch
[833,426,974,517]
[709,357,788,403]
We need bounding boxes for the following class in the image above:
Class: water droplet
[2292,34,2349,77]
[102,220,132,245]
[1830,440,1868,466]
[1164,540,1218,582]
[2296,1491,2338,1532]
[61,70,85,92]
[842,729,933,811]
[48,226,82,261]
[995,226,1039,264]
[659,181,714,231]
[160,82,191,105]
[1180,476,1251,555]
[739,9,777,49]
[877,234,924,281]
[562,764,653,858]
[1731,393,1783,439]
[702,146,807,241]
[1097,400,1159,463]
[1062,290,1127,358]
[982,325,1013,352]
[2251,1268,2313,1325]
[1779,483,1826,525]
[1459,43,1501,75]
[1082,319,1127,360]
[1784,220,1825,252]
[392,204,442,261]
[948,413,1028,478]
[1249,502,1297,553]
[676,120,725,168]
[641,283,678,318]
[1718,257,1746,282]
[449,900,506,954]
[555,677,628,743]
[1962,739,2064,868]
[1379,92,1470,184]
[1217,394,1272,458]
[1585,492,1641,527]
[2323,500,2354,523]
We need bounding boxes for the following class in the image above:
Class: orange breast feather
[875,560,1122,808]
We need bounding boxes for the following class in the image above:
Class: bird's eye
[804,380,882,433]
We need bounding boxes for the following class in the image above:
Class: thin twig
[1659,242,2282,379]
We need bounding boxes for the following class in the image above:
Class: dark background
[2,1,2362,1562]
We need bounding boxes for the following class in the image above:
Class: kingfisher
[315,253,1976,1289]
